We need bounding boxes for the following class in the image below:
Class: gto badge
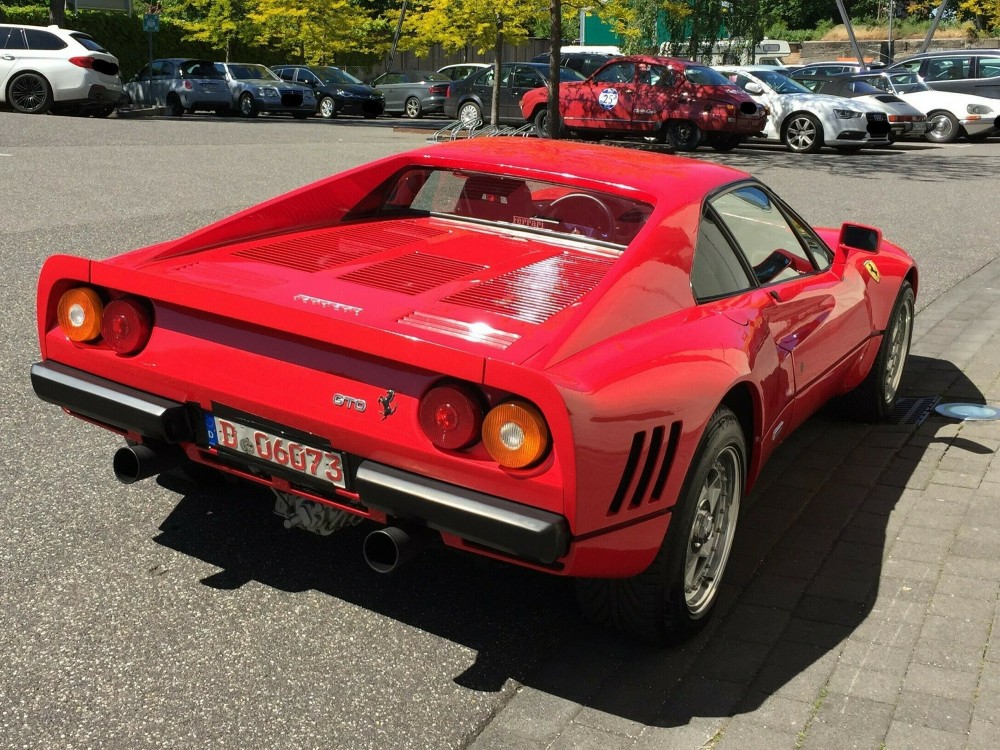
[333,393,367,412]
[863,260,881,283]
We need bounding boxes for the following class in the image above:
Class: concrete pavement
[469,258,1000,749]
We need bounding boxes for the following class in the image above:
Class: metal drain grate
[889,396,940,425]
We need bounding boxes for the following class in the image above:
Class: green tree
[251,0,362,63]
[167,0,257,60]
[400,0,544,125]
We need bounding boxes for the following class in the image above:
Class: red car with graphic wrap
[520,55,768,151]
[32,139,916,642]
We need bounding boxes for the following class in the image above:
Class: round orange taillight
[418,383,483,450]
[57,287,104,342]
[482,400,550,469]
[101,298,152,355]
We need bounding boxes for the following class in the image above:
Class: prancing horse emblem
[378,390,397,420]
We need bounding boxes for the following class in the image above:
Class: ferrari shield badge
[863,260,880,283]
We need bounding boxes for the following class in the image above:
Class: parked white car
[715,66,892,153]
[0,23,122,115]
[853,70,999,143]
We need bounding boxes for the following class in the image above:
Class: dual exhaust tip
[114,443,432,573]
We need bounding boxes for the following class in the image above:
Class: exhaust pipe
[113,443,184,484]
[363,525,433,573]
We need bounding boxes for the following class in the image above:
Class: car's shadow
[152,353,986,726]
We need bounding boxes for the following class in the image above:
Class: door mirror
[745,81,764,95]
[837,222,881,255]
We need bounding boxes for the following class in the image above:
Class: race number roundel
[598,88,619,110]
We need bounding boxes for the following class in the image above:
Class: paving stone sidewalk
[469,258,1000,750]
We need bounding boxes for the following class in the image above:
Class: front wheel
[925,110,959,144]
[404,96,423,119]
[318,96,337,119]
[8,72,52,114]
[844,281,915,422]
[666,120,701,151]
[458,101,482,128]
[533,107,562,138]
[710,134,742,152]
[576,406,746,643]
[239,93,258,118]
[783,113,823,153]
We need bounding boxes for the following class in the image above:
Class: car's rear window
[69,33,107,53]
[684,66,732,86]
[356,168,654,249]
[181,60,225,79]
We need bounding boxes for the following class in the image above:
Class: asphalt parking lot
[2,111,999,749]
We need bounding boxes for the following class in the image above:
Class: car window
[977,56,1000,78]
[640,64,675,86]
[150,60,169,78]
[924,57,970,81]
[513,67,543,88]
[797,78,824,92]
[299,71,320,85]
[316,67,363,85]
[710,186,818,285]
[593,62,634,84]
[0,27,27,50]
[275,68,295,81]
[559,68,586,81]
[361,167,654,249]
[691,209,755,301]
[475,68,495,87]
[136,63,152,79]
[24,29,67,50]
[684,66,732,86]
[69,33,107,53]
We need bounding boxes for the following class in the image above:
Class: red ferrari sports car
[32,139,916,642]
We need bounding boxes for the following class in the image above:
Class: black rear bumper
[31,361,570,564]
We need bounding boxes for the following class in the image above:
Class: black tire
[239,93,259,118]
[363,112,378,119]
[666,120,701,151]
[710,134,742,152]
[844,280,915,422]
[404,96,423,119]
[8,72,52,114]
[92,106,116,118]
[167,94,184,117]
[318,96,337,119]
[783,112,823,153]
[533,107,564,138]
[576,406,746,643]
[925,110,959,144]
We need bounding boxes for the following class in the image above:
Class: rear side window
[692,210,754,300]
[978,57,1000,78]
[24,29,66,50]
[924,56,971,81]
[69,33,107,53]
[0,27,27,50]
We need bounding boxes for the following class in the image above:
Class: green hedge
[0,5,368,80]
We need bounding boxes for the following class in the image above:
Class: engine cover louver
[339,252,485,295]
[444,254,613,324]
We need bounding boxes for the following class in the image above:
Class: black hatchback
[271,65,385,119]
[443,62,584,126]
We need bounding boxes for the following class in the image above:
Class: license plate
[206,415,346,489]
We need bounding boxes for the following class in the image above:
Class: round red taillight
[418,383,483,450]
[101,298,152,355]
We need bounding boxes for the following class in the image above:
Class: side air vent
[445,254,613,324]
[231,222,445,273]
[340,253,484,295]
[607,422,681,516]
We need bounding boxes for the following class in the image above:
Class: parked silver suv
[0,23,122,115]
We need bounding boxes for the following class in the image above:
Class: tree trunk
[546,0,562,139]
[49,0,65,27]
[491,22,503,128]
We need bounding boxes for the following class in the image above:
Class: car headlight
[967,103,993,115]
[255,87,279,98]
[834,108,864,119]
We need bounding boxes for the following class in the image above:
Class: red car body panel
[520,56,768,139]
[33,139,916,579]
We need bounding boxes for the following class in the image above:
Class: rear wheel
[92,105,116,118]
[576,406,746,643]
[8,72,52,114]
[404,96,423,119]
[783,113,823,153]
[533,107,563,138]
[845,281,914,421]
[666,120,701,151]
[458,101,482,127]
[925,110,959,143]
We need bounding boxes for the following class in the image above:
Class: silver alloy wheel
[239,93,257,117]
[405,96,422,118]
[684,445,742,616]
[927,111,957,143]
[786,115,819,152]
[319,96,336,119]
[458,102,481,127]
[10,73,50,114]
[882,293,914,404]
